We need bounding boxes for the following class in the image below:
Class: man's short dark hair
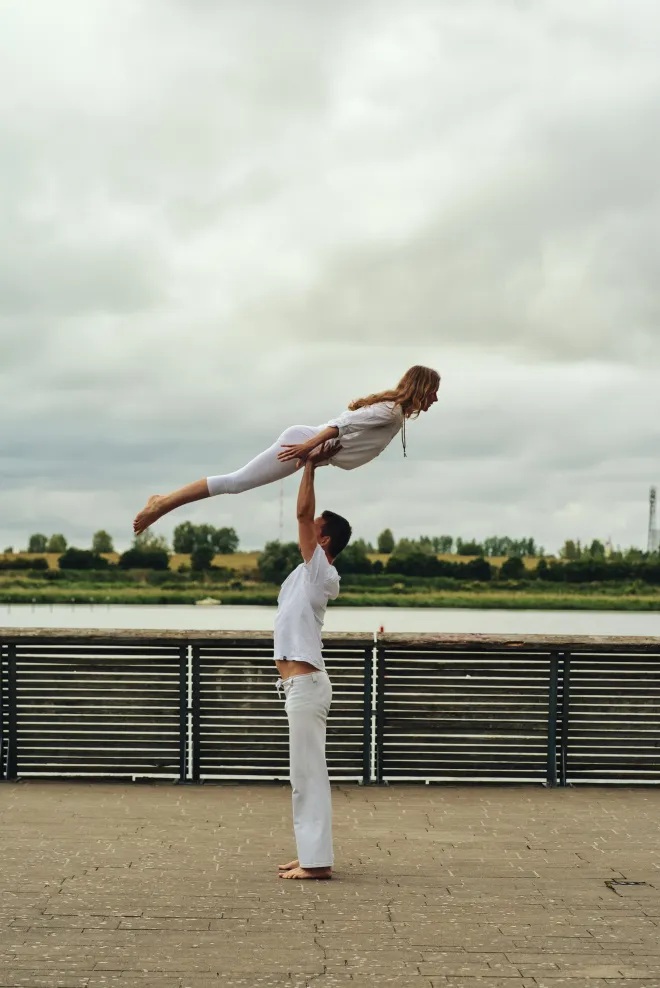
[321,510,352,559]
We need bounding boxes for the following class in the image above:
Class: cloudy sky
[1,0,659,554]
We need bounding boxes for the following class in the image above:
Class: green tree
[133,531,170,553]
[535,557,549,579]
[435,535,453,553]
[211,526,239,554]
[335,542,372,575]
[191,545,215,571]
[46,534,68,553]
[28,533,48,553]
[59,548,109,570]
[173,522,196,554]
[456,538,484,556]
[118,547,169,571]
[377,528,395,554]
[586,539,606,561]
[387,544,439,577]
[92,530,115,554]
[258,541,302,584]
[499,556,525,580]
[172,523,239,555]
[560,539,580,560]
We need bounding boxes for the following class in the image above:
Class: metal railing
[1,629,659,785]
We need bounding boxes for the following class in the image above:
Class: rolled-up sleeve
[326,403,396,438]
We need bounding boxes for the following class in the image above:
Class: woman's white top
[320,401,404,471]
[273,545,340,671]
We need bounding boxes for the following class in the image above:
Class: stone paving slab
[1,783,660,986]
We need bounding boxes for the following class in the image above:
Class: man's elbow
[296,510,313,522]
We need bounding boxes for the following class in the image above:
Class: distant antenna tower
[649,487,659,553]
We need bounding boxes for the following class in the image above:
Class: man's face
[314,516,331,552]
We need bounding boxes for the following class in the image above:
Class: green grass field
[2,584,659,610]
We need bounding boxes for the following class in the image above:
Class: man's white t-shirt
[273,545,341,671]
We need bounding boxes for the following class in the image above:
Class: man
[275,443,352,880]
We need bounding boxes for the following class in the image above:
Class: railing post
[560,652,571,787]
[178,645,189,783]
[362,646,373,785]
[546,651,560,787]
[375,645,385,785]
[191,645,201,784]
[0,642,6,781]
[6,644,17,781]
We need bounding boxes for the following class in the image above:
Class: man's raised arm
[296,441,343,563]
[296,462,318,564]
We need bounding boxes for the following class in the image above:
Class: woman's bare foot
[279,866,332,880]
[278,859,299,871]
[133,495,167,535]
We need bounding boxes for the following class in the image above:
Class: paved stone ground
[1,783,660,988]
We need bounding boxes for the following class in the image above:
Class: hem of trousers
[299,862,333,869]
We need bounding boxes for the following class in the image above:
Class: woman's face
[421,385,439,412]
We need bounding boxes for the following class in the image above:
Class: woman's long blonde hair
[348,365,440,418]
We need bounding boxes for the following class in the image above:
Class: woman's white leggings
[279,671,333,869]
[206,426,319,496]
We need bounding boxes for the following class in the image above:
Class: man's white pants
[280,671,333,869]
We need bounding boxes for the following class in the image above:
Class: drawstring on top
[401,414,407,458]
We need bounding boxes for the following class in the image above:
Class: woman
[133,365,440,534]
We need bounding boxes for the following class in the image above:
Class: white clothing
[280,670,333,868]
[206,402,404,496]
[323,401,404,471]
[273,545,340,671]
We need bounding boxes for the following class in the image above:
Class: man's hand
[277,441,315,464]
[277,425,341,464]
[307,441,342,466]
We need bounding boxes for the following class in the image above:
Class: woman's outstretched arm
[277,425,340,463]
[277,403,399,463]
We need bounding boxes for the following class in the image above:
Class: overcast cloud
[1,0,659,553]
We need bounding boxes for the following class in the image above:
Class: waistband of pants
[275,669,328,698]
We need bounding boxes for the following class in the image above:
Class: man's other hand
[307,441,342,467]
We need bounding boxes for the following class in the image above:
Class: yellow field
[2,551,546,571]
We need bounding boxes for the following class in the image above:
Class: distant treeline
[3,544,660,586]
[5,527,638,564]
[4,526,658,585]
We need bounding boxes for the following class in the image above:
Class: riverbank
[2,584,660,610]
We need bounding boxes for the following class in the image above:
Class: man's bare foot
[278,859,299,871]
[279,866,332,880]
[133,495,167,535]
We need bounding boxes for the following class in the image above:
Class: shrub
[118,548,169,571]
[499,557,525,580]
[191,546,215,571]
[59,548,110,570]
[335,542,372,575]
[258,541,302,584]
[0,556,48,571]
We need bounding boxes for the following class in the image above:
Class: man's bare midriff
[276,659,318,680]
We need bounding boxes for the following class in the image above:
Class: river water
[1,603,659,636]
